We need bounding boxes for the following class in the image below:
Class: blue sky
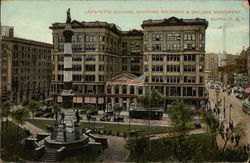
[2,0,249,54]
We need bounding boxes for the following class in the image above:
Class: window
[138,87,143,95]
[72,44,82,51]
[200,76,204,83]
[166,33,180,41]
[200,33,204,41]
[58,64,64,71]
[107,85,111,94]
[152,65,163,72]
[199,65,204,72]
[152,44,161,51]
[198,87,204,97]
[114,86,119,94]
[152,76,163,83]
[58,45,64,52]
[192,34,196,40]
[167,55,180,61]
[153,34,163,41]
[122,58,127,63]
[166,44,180,51]
[144,35,149,41]
[99,45,105,51]
[131,65,140,71]
[85,55,96,61]
[122,42,127,48]
[183,87,196,96]
[130,86,135,94]
[183,65,196,72]
[184,76,196,83]
[72,65,81,71]
[73,75,82,81]
[85,65,95,72]
[170,87,181,96]
[72,55,82,61]
[122,86,127,94]
[167,65,180,72]
[152,54,163,61]
[166,76,180,83]
[99,55,104,61]
[131,58,140,63]
[184,54,196,61]
[99,75,104,81]
[200,54,205,62]
[122,66,127,71]
[99,35,105,42]
[85,35,96,42]
[99,65,104,71]
[85,44,96,51]
[85,75,95,82]
[58,74,64,81]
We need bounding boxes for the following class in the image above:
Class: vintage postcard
[1,0,250,162]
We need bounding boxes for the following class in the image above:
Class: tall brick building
[50,17,208,110]
[0,26,53,105]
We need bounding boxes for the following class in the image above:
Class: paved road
[98,136,129,162]
[208,88,250,144]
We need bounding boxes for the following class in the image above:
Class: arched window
[115,85,119,94]
[107,85,111,94]
[122,85,127,94]
[130,86,135,95]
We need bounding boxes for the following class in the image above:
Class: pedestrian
[217,108,220,116]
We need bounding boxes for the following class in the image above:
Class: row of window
[151,76,204,83]
[144,33,205,41]
[151,65,204,72]
[58,55,105,62]
[145,43,204,51]
[58,75,104,82]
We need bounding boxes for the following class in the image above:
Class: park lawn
[127,133,248,162]
[28,119,173,135]
[1,121,26,148]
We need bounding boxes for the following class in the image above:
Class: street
[208,87,250,144]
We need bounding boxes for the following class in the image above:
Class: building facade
[0,26,52,105]
[50,17,208,110]
[205,53,219,82]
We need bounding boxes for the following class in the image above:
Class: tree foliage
[84,105,96,115]
[11,108,30,137]
[1,102,11,132]
[166,101,193,132]
[52,104,61,121]
[24,100,40,119]
[137,90,163,108]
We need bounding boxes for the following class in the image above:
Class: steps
[38,150,57,162]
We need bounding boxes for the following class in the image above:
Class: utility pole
[223,96,226,119]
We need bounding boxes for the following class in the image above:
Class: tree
[137,90,163,108]
[113,104,124,125]
[52,104,61,122]
[84,105,96,124]
[11,108,30,138]
[23,100,40,119]
[1,103,11,132]
[125,135,149,162]
[202,111,220,146]
[167,101,192,133]
[165,101,194,162]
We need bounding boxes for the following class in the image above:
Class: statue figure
[60,111,65,124]
[75,109,80,123]
[66,8,71,24]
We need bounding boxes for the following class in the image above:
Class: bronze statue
[66,8,71,24]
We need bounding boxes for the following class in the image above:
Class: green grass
[1,121,26,148]
[27,119,173,135]
[127,133,248,162]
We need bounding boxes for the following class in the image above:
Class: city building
[247,47,250,87]
[50,17,208,110]
[233,47,249,88]
[0,26,53,105]
[205,53,219,82]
